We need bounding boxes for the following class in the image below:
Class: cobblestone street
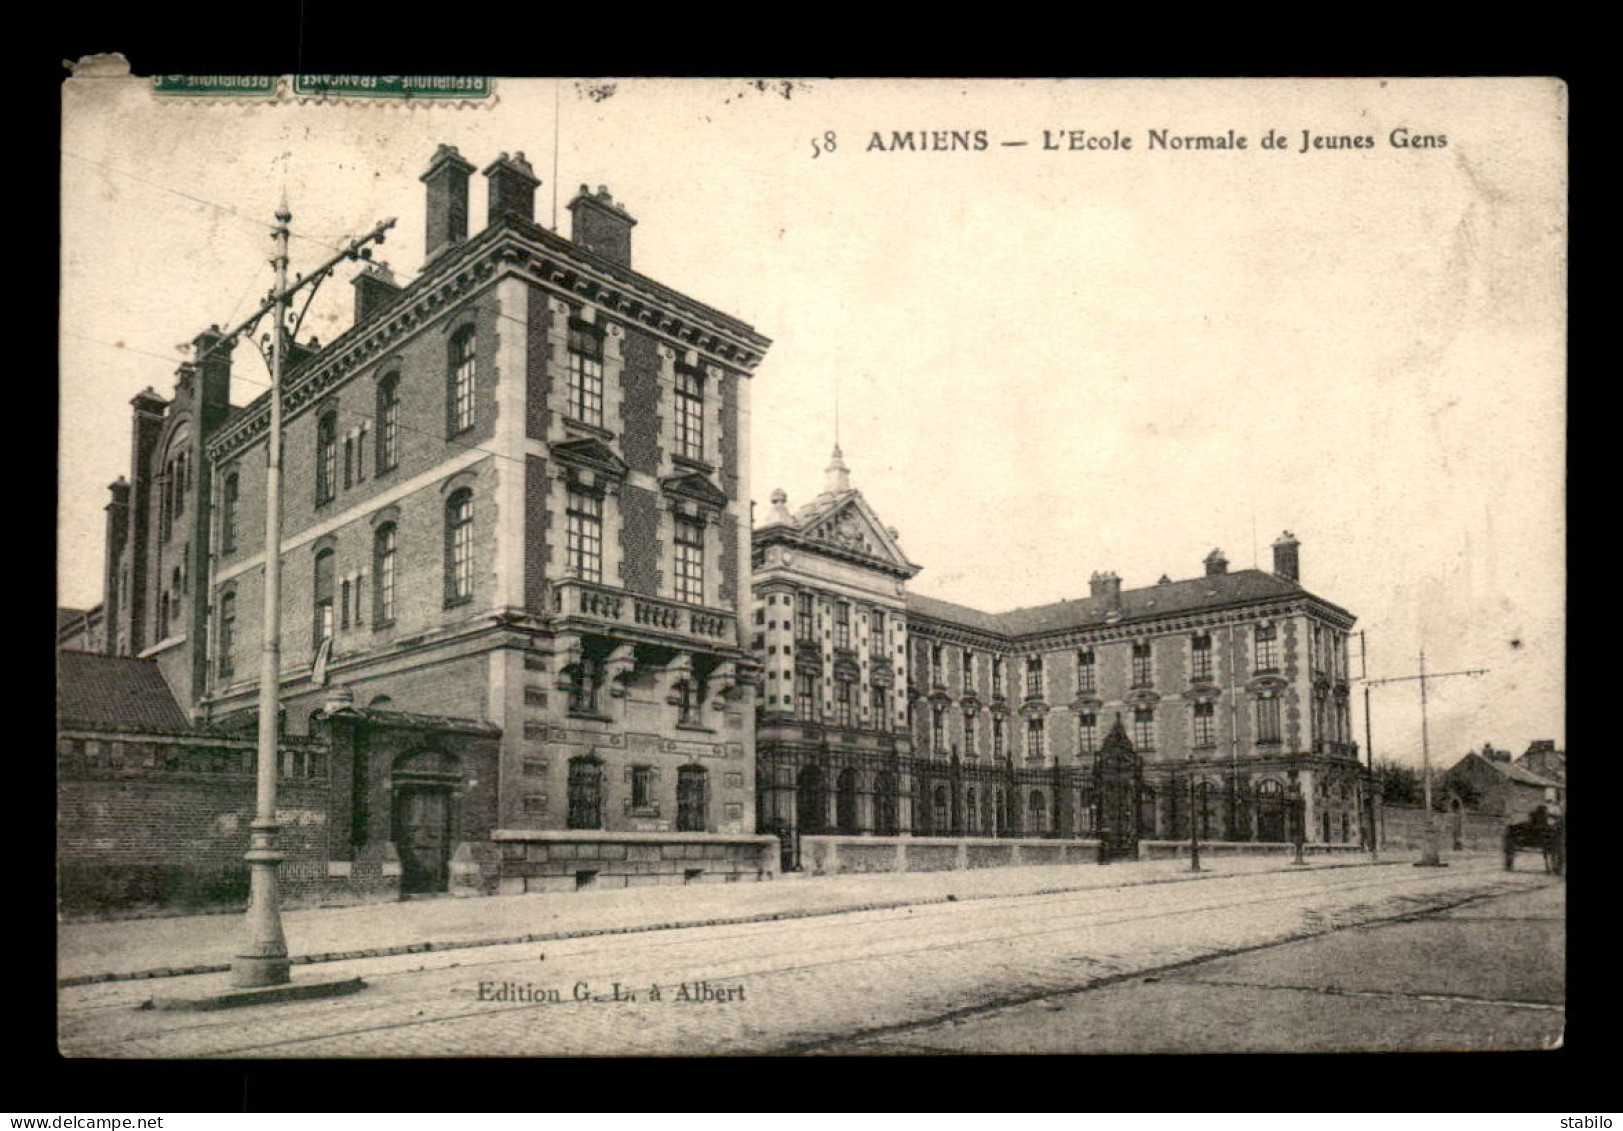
[57,855,1560,1057]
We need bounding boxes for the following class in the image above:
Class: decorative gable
[801,496,915,572]
[660,470,729,509]
[549,436,628,480]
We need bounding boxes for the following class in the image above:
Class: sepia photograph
[56,72,1566,1058]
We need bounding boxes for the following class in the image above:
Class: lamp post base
[232,845,291,988]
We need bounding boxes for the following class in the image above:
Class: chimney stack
[1272,531,1300,583]
[352,262,402,325]
[483,151,540,227]
[568,183,637,267]
[420,143,475,263]
[191,325,233,428]
[1089,571,1122,603]
[1204,548,1229,576]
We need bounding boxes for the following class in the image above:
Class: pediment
[660,471,729,508]
[550,437,628,478]
[800,495,916,572]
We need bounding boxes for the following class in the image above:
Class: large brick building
[60,143,775,905]
[753,449,1372,870]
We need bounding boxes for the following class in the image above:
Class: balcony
[553,578,736,649]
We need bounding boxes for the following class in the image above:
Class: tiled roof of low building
[57,650,189,733]
[908,569,1345,638]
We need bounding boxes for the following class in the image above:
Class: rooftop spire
[825,442,851,494]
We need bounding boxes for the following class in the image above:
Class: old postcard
[57,73,1566,1056]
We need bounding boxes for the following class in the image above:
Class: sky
[59,75,1566,769]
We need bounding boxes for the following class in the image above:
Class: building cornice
[208,220,771,465]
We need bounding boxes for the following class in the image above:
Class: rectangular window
[674,514,705,604]
[631,765,654,810]
[1077,648,1096,693]
[871,685,888,724]
[1193,699,1216,746]
[449,328,477,435]
[1026,655,1044,699]
[795,593,815,642]
[931,644,944,685]
[447,492,474,602]
[1132,706,1156,753]
[992,716,1005,759]
[569,655,604,715]
[931,708,945,754]
[1191,633,1213,682]
[343,436,355,489]
[316,413,338,505]
[871,609,885,639]
[796,673,817,721]
[834,602,851,649]
[1255,624,1278,671]
[1132,642,1153,688]
[376,377,400,473]
[313,550,335,651]
[340,579,352,630]
[1027,718,1046,762]
[962,649,975,692]
[1256,695,1282,743]
[963,712,977,756]
[834,680,853,727]
[1078,712,1098,755]
[675,363,704,461]
[566,488,604,582]
[567,320,605,428]
[221,474,238,553]
[373,525,397,624]
[217,592,235,680]
[992,656,1004,697]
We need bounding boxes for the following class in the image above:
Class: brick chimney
[1089,571,1122,603]
[483,151,540,227]
[352,262,402,325]
[568,184,637,267]
[191,325,233,430]
[420,143,475,263]
[1204,548,1229,576]
[1272,531,1300,583]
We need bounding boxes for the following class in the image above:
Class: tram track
[60,858,1543,1057]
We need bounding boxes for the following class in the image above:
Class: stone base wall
[1381,805,1505,852]
[1138,839,1368,861]
[800,835,1100,875]
[491,830,779,894]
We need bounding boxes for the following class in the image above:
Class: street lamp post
[217,199,396,988]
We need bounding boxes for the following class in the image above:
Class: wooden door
[394,786,451,894]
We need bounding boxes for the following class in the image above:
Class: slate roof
[907,569,1346,638]
[57,650,189,733]
[1476,756,1560,789]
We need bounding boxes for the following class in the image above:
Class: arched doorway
[1257,779,1287,842]
[874,772,898,835]
[796,764,826,833]
[391,749,461,895]
[836,768,860,833]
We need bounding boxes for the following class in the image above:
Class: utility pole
[1365,649,1488,869]
[214,198,395,989]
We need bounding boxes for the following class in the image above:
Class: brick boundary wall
[1380,804,1506,852]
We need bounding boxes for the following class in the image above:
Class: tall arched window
[874,772,898,835]
[373,523,397,624]
[1029,789,1047,835]
[376,373,400,473]
[217,590,236,680]
[445,489,474,603]
[316,410,338,504]
[836,768,859,832]
[313,548,335,649]
[676,764,708,832]
[447,327,476,435]
[221,473,239,553]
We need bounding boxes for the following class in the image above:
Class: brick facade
[62,143,774,909]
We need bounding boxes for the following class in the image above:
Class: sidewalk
[58,851,1414,986]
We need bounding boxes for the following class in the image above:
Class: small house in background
[1440,742,1565,824]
